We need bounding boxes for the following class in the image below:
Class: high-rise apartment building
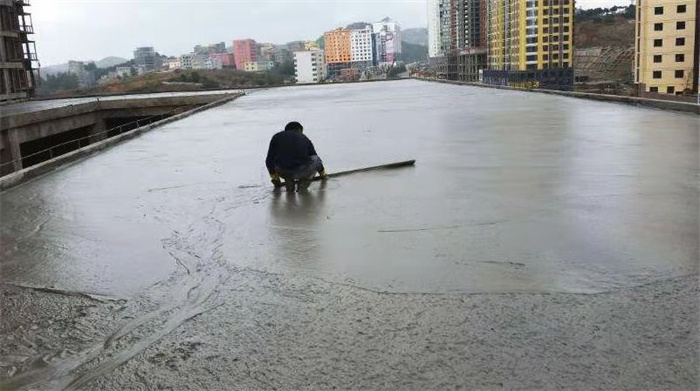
[324,28,352,64]
[635,0,698,95]
[484,0,574,89]
[294,50,326,84]
[233,39,258,70]
[428,0,444,57]
[350,26,375,66]
[428,0,487,81]
[0,0,38,102]
[373,18,402,64]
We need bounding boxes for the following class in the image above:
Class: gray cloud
[34,0,628,66]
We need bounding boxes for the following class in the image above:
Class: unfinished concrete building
[0,0,37,103]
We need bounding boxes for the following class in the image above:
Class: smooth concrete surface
[0,80,698,390]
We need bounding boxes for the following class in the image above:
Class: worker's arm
[265,135,278,175]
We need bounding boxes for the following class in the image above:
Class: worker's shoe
[284,180,296,192]
[297,178,311,192]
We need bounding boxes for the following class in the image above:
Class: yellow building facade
[323,28,352,64]
[635,0,698,94]
[487,0,574,71]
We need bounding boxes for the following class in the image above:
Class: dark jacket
[265,130,321,174]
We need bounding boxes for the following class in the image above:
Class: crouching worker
[266,121,327,192]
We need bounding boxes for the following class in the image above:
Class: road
[1,80,698,390]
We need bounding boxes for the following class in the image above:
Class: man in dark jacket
[266,121,327,191]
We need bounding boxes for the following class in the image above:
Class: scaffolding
[574,46,634,84]
[0,0,38,103]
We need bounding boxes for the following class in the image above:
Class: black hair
[284,121,303,132]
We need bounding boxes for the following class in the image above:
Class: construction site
[574,46,636,95]
[0,0,38,103]
[0,0,698,389]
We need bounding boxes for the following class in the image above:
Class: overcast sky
[34,0,631,66]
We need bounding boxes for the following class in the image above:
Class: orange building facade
[323,28,352,63]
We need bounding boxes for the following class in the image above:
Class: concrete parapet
[415,77,700,114]
[0,94,242,191]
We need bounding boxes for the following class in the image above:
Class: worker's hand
[319,170,328,180]
[270,173,282,188]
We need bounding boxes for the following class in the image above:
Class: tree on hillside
[37,72,79,95]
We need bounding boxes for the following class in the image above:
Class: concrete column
[88,112,107,143]
[6,128,22,172]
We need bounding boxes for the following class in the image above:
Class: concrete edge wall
[0,93,243,192]
[415,77,700,115]
[1,93,240,131]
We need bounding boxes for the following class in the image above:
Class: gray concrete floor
[0,80,698,390]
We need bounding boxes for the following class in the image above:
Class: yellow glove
[270,173,282,188]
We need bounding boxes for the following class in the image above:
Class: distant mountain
[95,56,128,68]
[402,28,428,47]
[401,41,428,63]
[41,56,128,76]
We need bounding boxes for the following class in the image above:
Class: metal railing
[0,106,188,173]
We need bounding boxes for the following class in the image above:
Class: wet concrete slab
[1,80,698,390]
[1,80,698,297]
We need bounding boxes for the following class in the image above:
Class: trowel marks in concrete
[1,80,698,298]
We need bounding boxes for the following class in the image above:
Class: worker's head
[285,121,304,133]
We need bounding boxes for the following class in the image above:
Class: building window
[564,26,570,32]
[654,39,663,47]
[653,71,662,78]
[544,27,549,33]
[649,86,658,92]
[677,4,686,12]
[564,17,570,22]
[563,53,569,59]
[553,53,559,60]
[654,23,663,31]
[675,70,684,78]
[677,21,686,29]
[654,55,662,62]
[563,62,569,67]
[676,37,685,46]
[543,54,549,60]
[666,86,675,93]
[676,53,685,62]
[654,6,663,14]
[563,35,570,41]
[543,36,549,42]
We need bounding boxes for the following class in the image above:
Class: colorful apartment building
[324,28,352,64]
[635,0,699,95]
[487,0,573,70]
[233,39,258,70]
[484,0,574,89]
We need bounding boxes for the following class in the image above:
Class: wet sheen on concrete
[0,80,698,390]
[1,80,698,296]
